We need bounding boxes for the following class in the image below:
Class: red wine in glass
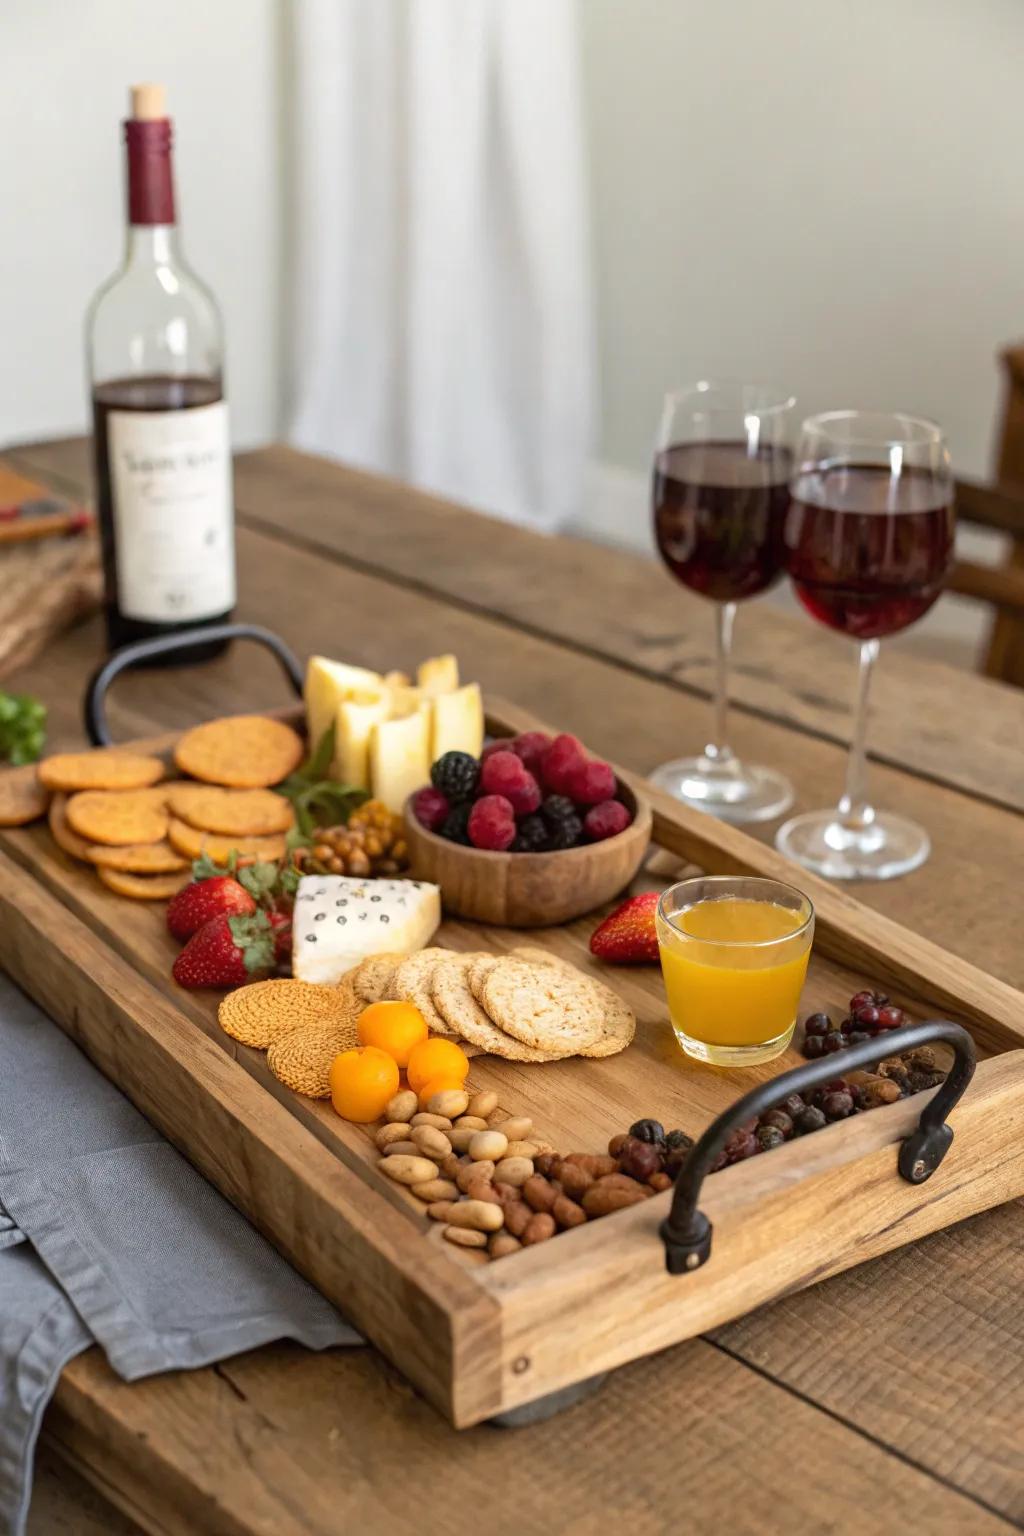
[785,463,954,640]
[653,440,792,602]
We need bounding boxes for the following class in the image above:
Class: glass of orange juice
[656,876,814,1066]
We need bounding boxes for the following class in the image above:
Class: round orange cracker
[48,793,93,861]
[66,791,168,847]
[173,716,304,789]
[37,751,165,792]
[86,840,190,873]
[167,816,286,865]
[218,977,361,1050]
[0,764,50,827]
[167,785,294,837]
[97,867,190,900]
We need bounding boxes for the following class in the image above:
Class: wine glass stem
[704,601,736,767]
[838,638,880,831]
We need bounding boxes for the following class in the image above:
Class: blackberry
[431,751,480,803]
[540,794,583,849]
[511,814,549,853]
[440,802,473,845]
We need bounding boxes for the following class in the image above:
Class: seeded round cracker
[431,955,566,1062]
[97,867,190,900]
[467,955,499,1005]
[86,840,189,874]
[0,763,50,827]
[167,785,294,836]
[219,977,358,1050]
[351,952,402,1004]
[66,790,168,847]
[267,1018,361,1098]
[578,997,637,1058]
[167,817,286,865]
[481,958,610,1054]
[174,715,304,788]
[387,948,456,1035]
[37,751,165,792]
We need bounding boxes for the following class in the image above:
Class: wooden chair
[950,345,1024,686]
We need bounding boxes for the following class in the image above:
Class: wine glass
[649,381,796,822]
[777,410,955,880]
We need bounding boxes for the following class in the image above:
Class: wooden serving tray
[2,697,1023,1428]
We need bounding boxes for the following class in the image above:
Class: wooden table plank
[7,437,1024,815]
[3,440,1022,1533]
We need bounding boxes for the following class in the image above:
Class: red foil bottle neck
[124,118,176,226]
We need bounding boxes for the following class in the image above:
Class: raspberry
[468,795,516,851]
[411,786,450,832]
[540,794,583,850]
[481,738,512,762]
[511,813,549,853]
[583,799,631,842]
[430,751,480,802]
[566,759,617,805]
[510,731,551,778]
[440,803,473,845]
[540,734,587,794]
[479,749,529,796]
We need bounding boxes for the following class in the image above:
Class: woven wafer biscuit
[351,952,402,1004]
[166,817,286,865]
[174,716,304,788]
[0,764,50,827]
[481,959,611,1054]
[97,867,190,900]
[37,751,164,792]
[431,954,565,1062]
[167,785,294,836]
[48,793,92,860]
[218,977,359,1050]
[386,948,453,1034]
[86,840,189,874]
[66,790,168,847]
[267,1019,360,1098]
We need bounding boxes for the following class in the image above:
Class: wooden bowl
[403,781,652,927]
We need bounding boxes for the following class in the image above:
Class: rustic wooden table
[5,438,1024,1536]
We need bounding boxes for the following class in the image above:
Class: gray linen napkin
[0,973,361,1536]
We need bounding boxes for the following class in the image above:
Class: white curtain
[287,0,594,533]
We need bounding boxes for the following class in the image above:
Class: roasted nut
[490,1180,525,1210]
[503,1141,538,1160]
[444,1226,488,1249]
[533,1152,560,1177]
[448,1127,478,1153]
[411,1178,459,1202]
[375,1122,414,1151]
[411,1126,452,1160]
[410,1112,453,1131]
[427,1088,470,1118]
[440,1152,462,1180]
[555,1162,593,1200]
[465,1179,504,1207]
[562,1153,618,1178]
[382,1140,420,1158]
[445,1199,504,1233]
[531,1141,556,1157]
[426,1200,456,1221]
[503,1199,532,1237]
[488,1231,522,1259]
[492,1156,534,1188]
[467,1090,499,1119]
[379,1155,439,1185]
[521,1212,557,1245]
[552,1194,587,1229]
[385,1089,418,1122]
[523,1174,557,1213]
[496,1116,533,1142]
[648,1171,673,1193]
[469,1130,509,1162]
[608,1133,630,1156]
[582,1182,647,1216]
[457,1160,494,1193]
[454,1115,489,1131]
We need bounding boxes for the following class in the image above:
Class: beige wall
[582,0,1024,481]
[0,0,284,449]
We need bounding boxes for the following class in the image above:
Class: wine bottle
[86,83,235,662]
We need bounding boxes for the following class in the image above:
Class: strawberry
[172,912,276,990]
[166,874,256,941]
[589,892,660,964]
[267,909,292,962]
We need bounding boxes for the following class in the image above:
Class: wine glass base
[775,809,930,881]
[647,756,794,825]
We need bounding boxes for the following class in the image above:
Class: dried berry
[756,1125,786,1151]
[803,1034,826,1060]
[823,1032,849,1054]
[797,1106,827,1134]
[760,1109,794,1140]
[664,1129,694,1154]
[876,1004,905,1030]
[804,1012,832,1037]
[628,1118,666,1146]
[618,1139,663,1182]
[822,1090,854,1121]
[854,1004,880,1028]
[727,1131,759,1162]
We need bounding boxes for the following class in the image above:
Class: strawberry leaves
[227,912,276,975]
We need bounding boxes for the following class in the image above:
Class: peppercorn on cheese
[291,874,442,985]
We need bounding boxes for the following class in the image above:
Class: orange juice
[656,882,813,1066]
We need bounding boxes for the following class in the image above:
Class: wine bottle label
[108,401,236,622]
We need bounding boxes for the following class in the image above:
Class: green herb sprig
[274,725,369,844]
[0,691,47,765]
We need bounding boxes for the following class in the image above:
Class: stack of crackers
[0,715,304,901]
[219,977,363,1099]
[348,946,636,1063]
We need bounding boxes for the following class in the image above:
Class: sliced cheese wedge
[292,874,441,985]
[431,682,484,760]
[417,654,460,696]
[304,656,383,757]
[335,695,392,789]
[370,707,432,813]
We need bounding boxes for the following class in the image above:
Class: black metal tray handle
[83,623,304,746]
[661,1019,976,1275]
